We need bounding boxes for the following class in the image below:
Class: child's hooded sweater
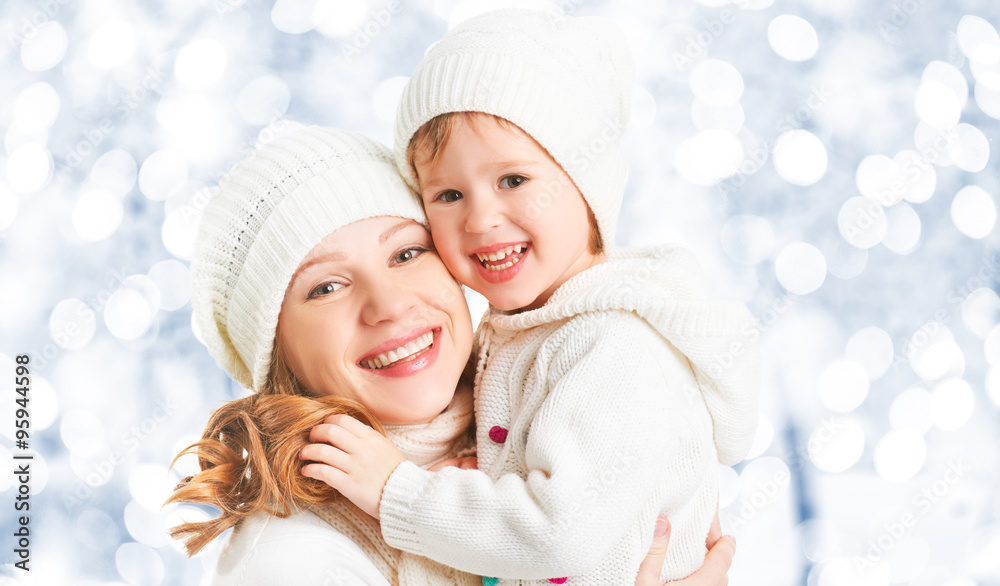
[379,244,761,584]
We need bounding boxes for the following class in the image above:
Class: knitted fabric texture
[377,244,761,584]
[312,387,480,586]
[189,126,426,391]
[394,7,635,246]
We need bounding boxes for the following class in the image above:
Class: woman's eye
[393,247,427,265]
[308,281,345,299]
[499,175,526,189]
[435,190,463,203]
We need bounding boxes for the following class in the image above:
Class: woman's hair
[165,341,384,556]
[406,111,604,254]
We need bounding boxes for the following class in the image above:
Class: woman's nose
[360,277,421,326]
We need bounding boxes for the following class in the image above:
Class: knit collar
[488,243,724,333]
[381,382,475,468]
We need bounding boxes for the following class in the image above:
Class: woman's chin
[374,394,456,425]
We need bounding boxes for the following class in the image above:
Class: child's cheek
[427,222,461,268]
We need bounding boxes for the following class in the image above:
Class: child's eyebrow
[485,159,538,172]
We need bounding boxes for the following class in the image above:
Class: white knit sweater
[379,244,761,584]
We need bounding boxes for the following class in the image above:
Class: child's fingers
[322,413,372,436]
[299,442,351,470]
[634,516,670,585]
[309,422,364,453]
[301,462,351,490]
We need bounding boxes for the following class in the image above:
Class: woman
[167,126,734,584]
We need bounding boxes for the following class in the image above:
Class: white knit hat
[394,8,635,247]
[190,127,426,392]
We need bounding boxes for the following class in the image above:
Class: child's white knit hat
[190,126,425,392]
[394,8,635,247]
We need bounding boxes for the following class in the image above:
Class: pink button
[488,425,508,443]
[548,579,567,584]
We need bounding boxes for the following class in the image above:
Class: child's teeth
[476,245,527,271]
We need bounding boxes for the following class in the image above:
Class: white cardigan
[211,511,389,585]
[378,244,761,584]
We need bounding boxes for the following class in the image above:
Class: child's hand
[300,414,406,519]
[428,456,478,471]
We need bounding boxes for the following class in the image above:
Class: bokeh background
[2,0,999,584]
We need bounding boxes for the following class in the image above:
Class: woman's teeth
[475,244,526,271]
[362,331,434,369]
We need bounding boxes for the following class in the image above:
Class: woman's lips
[359,328,441,378]
[360,330,434,369]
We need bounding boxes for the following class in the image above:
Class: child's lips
[470,242,529,271]
[470,243,530,283]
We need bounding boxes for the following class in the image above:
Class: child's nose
[464,193,503,234]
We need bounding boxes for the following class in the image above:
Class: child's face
[414,115,600,312]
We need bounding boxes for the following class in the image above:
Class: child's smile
[471,242,530,281]
[415,113,603,312]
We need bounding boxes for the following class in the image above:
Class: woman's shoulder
[211,510,389,586]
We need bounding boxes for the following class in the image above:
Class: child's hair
[164,340,385,556]
[407,111,604,254]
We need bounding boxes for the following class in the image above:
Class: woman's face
[277,216,473,425]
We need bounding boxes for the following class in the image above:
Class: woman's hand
[428,456,478,471]
[635,513,735,585]
[300,414,406,519]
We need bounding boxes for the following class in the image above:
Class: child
[306,8,760,584]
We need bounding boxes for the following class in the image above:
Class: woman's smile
[359,327,439,375]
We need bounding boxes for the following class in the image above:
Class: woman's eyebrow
[290,250,348,286]
[379,219,418,244]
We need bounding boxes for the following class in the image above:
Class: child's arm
[305,315,698,579]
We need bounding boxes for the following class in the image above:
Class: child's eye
[308,281,346,299]
[434,190,463,203]
[499,175,527,189]
[392,246,428,265]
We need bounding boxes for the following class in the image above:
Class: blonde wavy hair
[164,340,384,556]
